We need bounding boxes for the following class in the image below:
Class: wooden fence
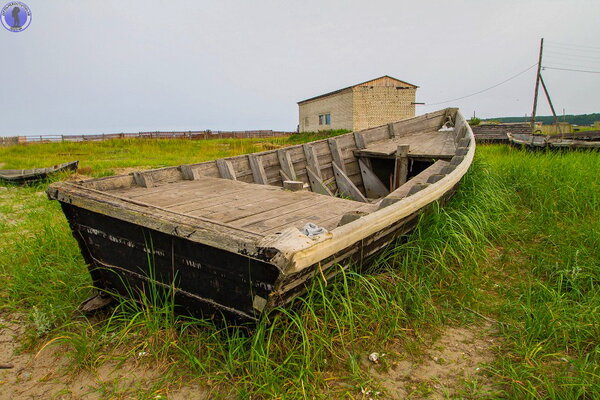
[0,130,295,146]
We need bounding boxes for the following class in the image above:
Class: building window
[319,113,331,125]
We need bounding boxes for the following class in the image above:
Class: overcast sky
[1,1,599,136]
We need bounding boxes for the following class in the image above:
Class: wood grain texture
[303,144,321,180]
[332,162,367,202]
[328,138,346,174]
[306,167,333,196]
[358,158,389,198]
[216,159,237,180]
[277,149,297,181]
[379,159,449,208]
[248,154,268,185]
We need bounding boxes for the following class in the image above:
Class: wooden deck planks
[253,198,377,234]
[354,130,456,159]
[110,173,372,236]
[190,190,324,223]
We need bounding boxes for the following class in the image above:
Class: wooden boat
[507,131,600,149]
[0,160,79,184]
[47,108,475,322]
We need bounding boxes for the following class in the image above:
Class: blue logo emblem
[1,2,31,32]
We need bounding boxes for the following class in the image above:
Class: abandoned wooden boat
[0,160,79,184]
[508,131,600,150]
[47,108,475,322]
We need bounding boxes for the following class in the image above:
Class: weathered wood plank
[354,132,367,149]
[283,180,304,191]
[248,154,268,185]
[306,167,333,196]
[167,186,256,212]
[180,165,201,181]
[198,193,318,223]
[407,183,430,196]
[338,210,370,226]
[393,145,410,190]
[332,162,368,202]
[303,144,321,179]
[259,198,376,234]
[387,123,396,138]
[328,138,346,174]
[360,125,390,144]
[231,196,333,228]
[279,169,291,182]
[358,159,389,198]
[379,160,449,208]
[216,159,237,180]
[133,172,155,188]
[277,149,297,181]
[353,129,456,160]
[450,155,464,166]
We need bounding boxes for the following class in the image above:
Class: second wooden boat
[0,160,79,184]
[47,108,475,322]
[508,131,600,149]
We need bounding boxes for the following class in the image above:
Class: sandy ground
[365,323,501,399]
[1,313,500,399]
[0,315,209,400]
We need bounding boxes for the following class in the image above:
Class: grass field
[0,138,598,399]
[0,131,347,177]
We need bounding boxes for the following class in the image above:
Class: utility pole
[530,38,544,131]
[539,74,561,134]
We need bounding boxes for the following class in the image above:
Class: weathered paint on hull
[60,184,458,322]
[62,204,280,322]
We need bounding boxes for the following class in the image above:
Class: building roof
[297,75,419,105]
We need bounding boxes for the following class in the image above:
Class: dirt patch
[0,163,5,169]
[366,324,501,399]
[0,315,211,399]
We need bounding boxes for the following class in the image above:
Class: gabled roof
[297,75,419,104]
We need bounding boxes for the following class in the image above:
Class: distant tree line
[487,113,600,126]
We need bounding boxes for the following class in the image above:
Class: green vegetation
[1,138,598,398]
[468,117,481,126]
[0,130,348,177]
[489,113,600,126]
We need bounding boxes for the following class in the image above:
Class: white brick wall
[298,78,417,132]
[298,89,353,132]
[352,86,416,131]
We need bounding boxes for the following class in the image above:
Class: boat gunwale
[270,110,475,273]
[47,109,473,271]
[0,160,79,181]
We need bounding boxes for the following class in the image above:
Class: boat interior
[73,108,470,239]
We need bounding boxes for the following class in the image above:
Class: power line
[542,61,600,70]
[545,40,600,51]
[543,66,600,74]
[545,45,600,54]
[545,51,600,61]
[425,63,537,106]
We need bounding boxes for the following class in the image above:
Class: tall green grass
[0,131,347,177]
[1,142,598,398]
[480,146,600,399]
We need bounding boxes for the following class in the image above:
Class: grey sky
[1,0,599,136]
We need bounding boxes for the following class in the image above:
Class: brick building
[298,76,418,132]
